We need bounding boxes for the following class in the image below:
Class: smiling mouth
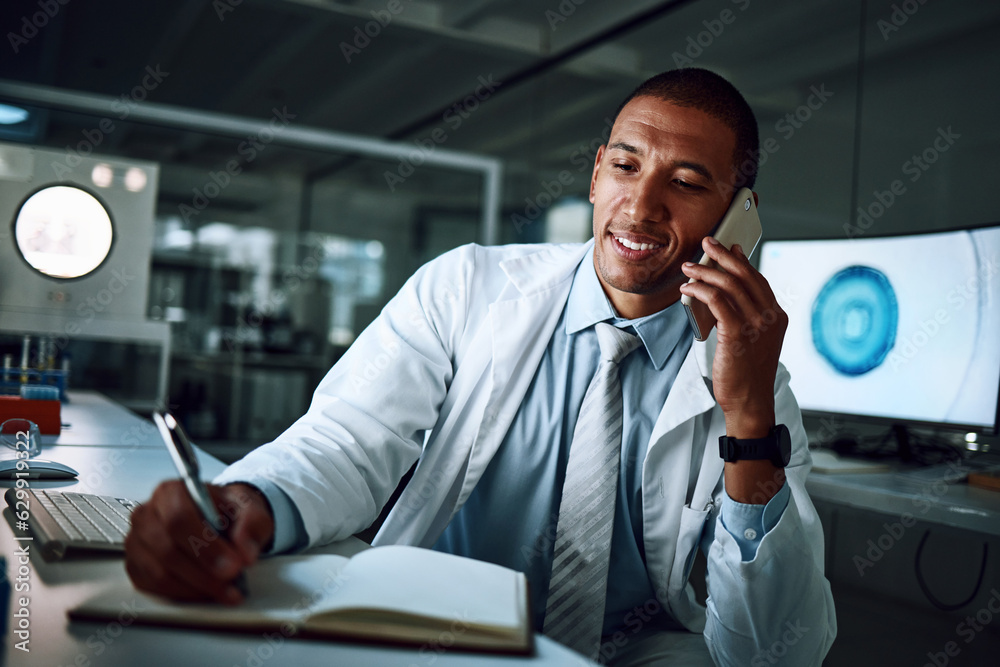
[613,235,663,251]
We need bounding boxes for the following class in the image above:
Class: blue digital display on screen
[760,226,1000,431]
[811,266,898,376]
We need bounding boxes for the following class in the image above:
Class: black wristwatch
[719,424,791,467]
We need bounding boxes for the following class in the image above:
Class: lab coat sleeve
[214,244,476,547]
[702,364,837,666]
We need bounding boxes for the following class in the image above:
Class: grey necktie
[543,322,642,659]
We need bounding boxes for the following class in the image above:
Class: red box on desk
[0,396,61,434]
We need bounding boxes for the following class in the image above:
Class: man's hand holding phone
[680,188,763,342]
[678,190,789,506]
[680,234,787,431]
[679,234,788,502]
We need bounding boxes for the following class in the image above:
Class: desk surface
[806,464,1000,538]
[2,407,595,665]
[43,390,163,449]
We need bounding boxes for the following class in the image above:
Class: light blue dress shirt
[258,246,789,636]
[432,247,788,636]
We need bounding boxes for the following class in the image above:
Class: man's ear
[589,144,606,205]
[752,191,759,208]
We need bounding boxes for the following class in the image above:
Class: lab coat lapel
[642,336,721,617]
[455,243,590,508]
[652,341,716,437]
[387,242,591,547]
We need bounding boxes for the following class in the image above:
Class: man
[126,68,836,665]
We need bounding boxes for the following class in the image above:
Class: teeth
[615,236,661,251]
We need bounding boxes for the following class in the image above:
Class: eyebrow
[606,142,716,182]
[608,141,639,154]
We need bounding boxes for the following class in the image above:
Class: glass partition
[0,107,494,444]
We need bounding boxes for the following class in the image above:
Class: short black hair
[612,68,760,190]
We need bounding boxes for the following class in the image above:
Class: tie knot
[594,322,641,365]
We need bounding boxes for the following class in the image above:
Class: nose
[624,172,666,223]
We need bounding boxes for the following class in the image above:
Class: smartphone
[681,187,763,341]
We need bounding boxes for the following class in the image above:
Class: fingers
[680,272,741,331]
[125,509,243,604]
[693,238,764,299]
[124,480,250,604]
[681,245,754,330]
[151,481,246,579]
[707,237,780,309]
[680,237,785,334]
[212,483,275,567]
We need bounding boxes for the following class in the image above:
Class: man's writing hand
[124,481,275,604]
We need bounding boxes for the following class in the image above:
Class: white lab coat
[217,241,836,665]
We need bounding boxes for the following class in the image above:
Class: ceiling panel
[2,0,998,233]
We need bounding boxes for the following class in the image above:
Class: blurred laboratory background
[1,2,999,662]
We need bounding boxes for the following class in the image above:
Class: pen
[152,411,248,597]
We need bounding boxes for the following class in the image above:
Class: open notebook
[70,545,532,655]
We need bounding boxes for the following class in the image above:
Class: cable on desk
[914,530,988,612]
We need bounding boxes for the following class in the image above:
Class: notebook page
[319,545,524,630]
[72,554,352,627]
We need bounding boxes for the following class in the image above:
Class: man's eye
[675,179,702,190]
[613,163,634,172]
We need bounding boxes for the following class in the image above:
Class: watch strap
[719,424,791,467]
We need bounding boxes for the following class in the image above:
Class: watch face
[719,425,792,465]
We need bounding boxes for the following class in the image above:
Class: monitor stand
[891,424,912,462]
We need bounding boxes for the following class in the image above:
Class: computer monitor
[759,224,1000,436]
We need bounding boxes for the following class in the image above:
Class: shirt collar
[565,246,692,370]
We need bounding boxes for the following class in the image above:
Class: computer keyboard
[4,488,139,560]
